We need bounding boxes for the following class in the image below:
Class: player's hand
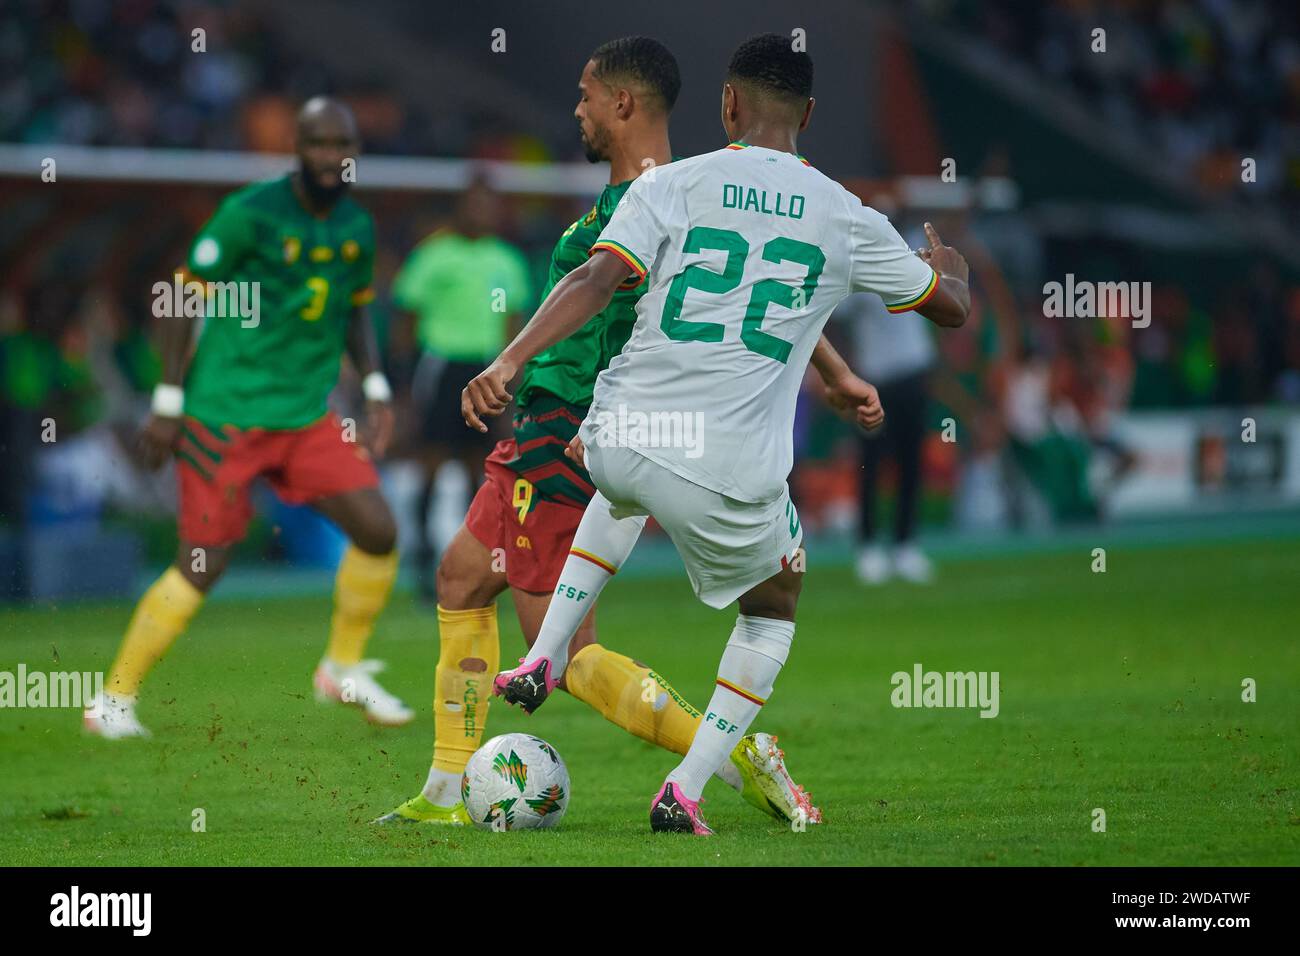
[364,401,394,460]
[462,358,517,433]
[824,374,885,431]
[137,414,181,470]
[917,222,969,283]
[564,434,587,468]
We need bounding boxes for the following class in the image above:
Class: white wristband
[362,372,393,403]
[151,383,184,418]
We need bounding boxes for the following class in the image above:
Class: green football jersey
[515,178,645,408]
[182,175,375,430]
[506,177,648,507]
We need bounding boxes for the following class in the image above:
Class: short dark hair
[590,36,681,112]
[727,32,814,102]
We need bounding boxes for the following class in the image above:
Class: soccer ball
[461,733,570,831]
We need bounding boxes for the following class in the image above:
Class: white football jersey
[584,142,938,503]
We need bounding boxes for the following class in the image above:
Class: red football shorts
[176,413,379,547]
[464,439,584,593]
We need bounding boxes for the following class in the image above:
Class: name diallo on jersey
[722,183,806,219]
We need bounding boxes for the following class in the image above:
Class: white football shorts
[584,442,803,609]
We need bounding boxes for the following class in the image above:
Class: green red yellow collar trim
[726,141,811,167]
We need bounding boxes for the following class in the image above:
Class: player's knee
[737,567,802,621]
[739,595,797,621]
[435,559,468,608]
[181,567,224,594]
[176,546,229,593]
[435,552,496,610]
[353,510,397,555]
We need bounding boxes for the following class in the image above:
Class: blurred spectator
[837,290,938,584]
[992,339,1097,527]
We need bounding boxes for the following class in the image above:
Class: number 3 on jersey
[659,226,824,364]
[300,277,330,321]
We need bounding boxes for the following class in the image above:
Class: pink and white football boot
[492,657,558,714]
[649,780,715,836]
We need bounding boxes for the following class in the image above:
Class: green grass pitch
[1,537,1296,866]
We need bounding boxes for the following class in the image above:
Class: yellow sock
[106,567,204,697]
[432,605,500,774]
[566,643,703,755]
[326,546,398,666]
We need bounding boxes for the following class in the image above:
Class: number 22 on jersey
[659,226,824,364]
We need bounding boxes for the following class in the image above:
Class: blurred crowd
[0,0,509,156]
[3,0,1300,599]
[935,0,1300,215]
[5,0,304,150]
[5,182,1298,551]
[14,0,1299,204]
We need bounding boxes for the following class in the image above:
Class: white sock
[421,766,462,806]
[714,759,743,791]
[522,492,646,676]
[666,614,794,802]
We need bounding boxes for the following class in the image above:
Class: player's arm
[914,222,970,329]
[345,303,394,458]
[461,251,628,432]
[139,198,255,469]
[850,204,969,329]
[811,335,884,431]
[137,294,197,469]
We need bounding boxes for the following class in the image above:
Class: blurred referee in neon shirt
[393,177,532,600]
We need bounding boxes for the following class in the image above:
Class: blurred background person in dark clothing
[837,286,938,585]
[391,178,532,601]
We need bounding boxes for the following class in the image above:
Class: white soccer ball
[461,733,570,831]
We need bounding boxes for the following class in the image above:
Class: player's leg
[493,490,646,711]
[653,564,802,833]
[85,542,230,739]
[501,446,818,824]
[272,413,408,724]
[488,454,746,788]
[375,468,510,825]
[310,486,410,725]
[510,587,734,782]
[87,419,253,739]
[618,454,816,834]
[509,587,598,688]
[421,525,505,809]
